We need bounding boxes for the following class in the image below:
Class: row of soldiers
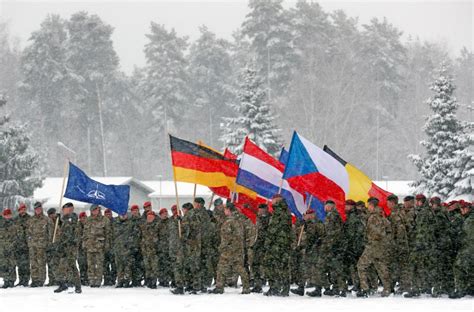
[0,194,472,299]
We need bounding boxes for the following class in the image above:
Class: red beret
[104,208,112,214]
[415,194,426,200]
[143,201,152,208]
[306,208,315,214]
[171,205,177,210]
[159,208,168,215]
[345,199,356,206]
[79,212,87,218]
[3,208,12,216]
[18,203,27,210]
[131,204,139,211]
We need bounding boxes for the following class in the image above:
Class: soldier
[342,199,365,292]
[213,198,226,231]
[181,202,202,294]
[53,202,81,293]
[112,213,137,288]
[129,204,144,287]
[430,197,454,297]
[0,208,17,288]
[251,203,270,293]
[170,204,185,295]
[308,200,346,297]
[27,202,53,287]
[142,201,153,220]
[193,197,214,290]
[103,208,117,286]
[209,202,250,294]
[82,204,111,288]
[14,202,31,286]
[78,212,88,286]
[263,195,292,297]
[404,194,435,297]
[46,208,59,286]
[157,208,171,287]
[450,203,473,298]
[235,206,256,288]
[386,194,410,294]
[357,197,392,297]
[140,210,159,289]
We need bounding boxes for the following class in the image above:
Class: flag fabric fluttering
[323,145,392,216]
[283,132,348,221]
[64,163,130,215]
[236,137,307,219]
[279,147,289,165]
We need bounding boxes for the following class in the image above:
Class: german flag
[170,135,238,188]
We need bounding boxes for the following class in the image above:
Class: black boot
[75,284,82,293]
[115,281,123,288]
[251,286,263,293]
[306,287,322,297]
[54,282,68,293]
[449,291,466,299]
[356,289,368,298]
[404,290,420,298]
[264,287,279,296]
[147,278,157,289]
[2,280,14,289]
[171,287,184,295]
[208,287,224,294]
[290,286,305,296]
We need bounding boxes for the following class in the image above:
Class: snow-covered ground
[1,285,472,312]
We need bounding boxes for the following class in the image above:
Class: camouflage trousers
[157,249,171,285]
[408,249,434,292]
[312,251,346,291]
[87,251,104,286]
[432,249,454,294]
[264,248,290,292]
[115,252,133,283]
[47,250,60,285]
[16,247,30,284]
[453,249,474,294]
[357,247,391,293]
[200,247,214,288]
[215,253,249,291]
[29,246,47,284]
[170,246,184,288]
[390,250,411,291]
[142,249,159,280]
[78,249,88,285]
[56,248,80,287]
[183,241,201,290]
[103,251,116,285]
[0,250,16,282]
[251,247,266,288]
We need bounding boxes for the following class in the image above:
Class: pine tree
[448,118,473,200]
[220,65,282,157]
[0,98,44,209]
[409,62,463,198]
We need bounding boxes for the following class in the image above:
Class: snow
[1,286,472,312]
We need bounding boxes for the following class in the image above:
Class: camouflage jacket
[27,214,53,249]
[304,219,325,254]
[157,217,170,253]
[0,218,17,257]
[264,200,292,251]
[320,209,344,255]
[218,212,244,258]
[253,213,270,251]
[82,215,111,252]
[365,208,392,253]
[412,204,435,252]
[112,218,138,256]
[388,206,409,253]
[56,213,81,254]
[140,219,159,254]
[168,216,183,256]
[432,207,453,253]
[181,208,201,244]
[14,213,30,250]
[237,212,256,249]
[343,208,366,258]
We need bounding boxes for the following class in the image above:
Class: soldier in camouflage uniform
[157,208,171,287]
[450,204,473,298]
[430,197,454,297]
[170,204,185,294]
[46,208,60,286]
[357,197,392,297]
[250,203,270,293]
[209,202,250,294]
[213,198,226,231]
[129,204,144,287]
[0,208,17,288]
[308,200,346,297]
[14,203,31,286]
[53,203,81,293]
[342,199,365,292]
[386,195,410,294]
[27,202,53,287]
[404,194,435,297]
[78,212,88,286]
[193,197,214,290]
[82,204,111,287]
[112,213,138,288]
[103,208,117,286]
[140,210,159,289]
[181,202,202,294]
[235,207,256,287]
[263,195,292,297]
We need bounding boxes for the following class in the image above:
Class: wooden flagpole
[170,133,182,238]
[52,159,69,243]
[208,193,215,209]
[192,183,197,202]
[297,195,313,247]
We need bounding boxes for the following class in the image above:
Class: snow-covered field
[1,286,472,312]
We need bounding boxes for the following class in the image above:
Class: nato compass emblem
[75,184,106,200]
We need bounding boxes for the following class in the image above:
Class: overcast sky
[1,0,472,74]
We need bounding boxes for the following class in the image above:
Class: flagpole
[277,178,283,194]
[297,195,313,247]
[192,183,197,202]
[53,158,69,243]
[170,133,182,239]
[208,193,215,209]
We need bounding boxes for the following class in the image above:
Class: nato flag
[64,162,130,215]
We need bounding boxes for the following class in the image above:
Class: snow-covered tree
[0,98,44,209]
[220,65,282,157]
[409,62,463,198]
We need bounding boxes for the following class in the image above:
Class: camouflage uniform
[54,213,81,292]
[234,212,255,286]
[46,212,60,286]
[129,214,144,286]
[14,212,31,286]
[388,204,410,293]
[194,207,214,288]
[263,199,292,296]
[168,215,184,289]
[82,214,111,287]
[212,211,249,293]
[357,207,392,296]
[0,216,18,287]
[342,207,365,290]
[251,211,270,291]
[27,213,53,286]
[77,220,88,285]
[112,217,138,287]
[452,211,474,297]
[103,217,117,286]
[182,207,202,291]
[157,216,172,286]
[140,217,159,287]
